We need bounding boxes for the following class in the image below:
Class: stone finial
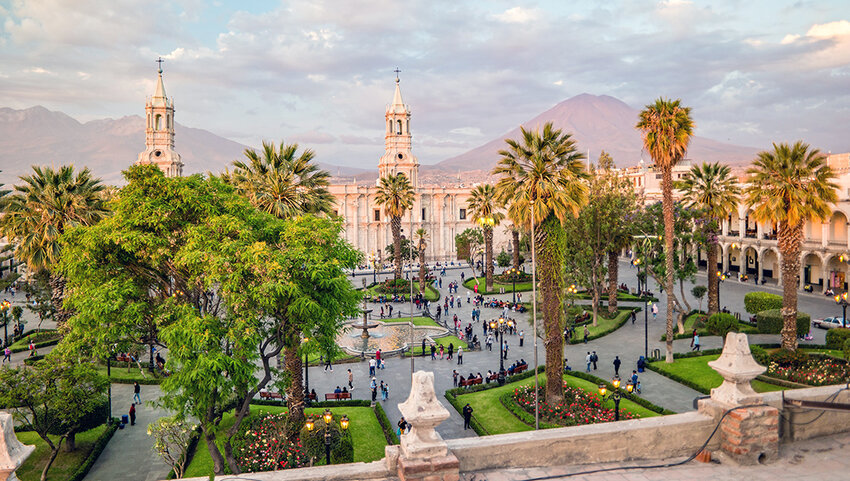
[0,413,35,481]
[708,333,766,406]
[398,371,450,459]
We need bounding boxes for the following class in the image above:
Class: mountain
[433,94,759,172]
[0,106,367,186]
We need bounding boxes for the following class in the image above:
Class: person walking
[651,303,658,320]
[422,338,426,357]
[370,377,378,403]
[613,356,621,376]
[133,381,141,405]
[324,356,333,372]
[503,340,509,360]
[348,369,354,389]
[591,351,598,370]
[453,369,459,387]
[631,310,637,324]
[462,403,474,430]
[692,333,701,351]
[519,330,524,347]
[457,346,463,365]
[430,343,437,360]
[690,329,697,348]
[583,326,590,344]
[129,403,136,426]
[369,357,377,376]
[439,344,444,359]
[447,343,454,360]
[585,352,592,372]
[2,346,10,363]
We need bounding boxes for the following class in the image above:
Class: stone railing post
[701,333,779,465]
[394,371,459,481]
[0,413,35,481]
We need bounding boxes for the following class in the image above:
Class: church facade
[136,64,183,177]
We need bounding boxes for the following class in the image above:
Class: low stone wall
[762,384,850,442]
[445,411,719,472]
[181,460,390,481]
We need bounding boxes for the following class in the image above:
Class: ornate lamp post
[716,270,727,311]
[506,267,520,303]
[597,375,634,421]
[0,299,10,348]
[632,233,658,360]
[835,292,849,328]
[566,284,578,306]
[489,318,506,382]
[305,410,349,465]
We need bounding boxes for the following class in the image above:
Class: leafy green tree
[496,250,511,268]
[385,237,417,262]
[691,285,707,311]
[147,416,197,479]
[467,184,505,292]
[745,142,838,351]
[375,173,415,280]
[637,98,695,362]
[494,122,587,404]
[455,228,484,264]
[0,358,108,481]
[0,166,108,328]
[676,162,740,316]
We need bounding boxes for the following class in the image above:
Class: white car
[812,317,847,329]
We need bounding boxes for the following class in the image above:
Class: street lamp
[302,337,310,399]
[0,300,10,348]
[716,271,727,311]
[633,233,658,360]
[305,410,349,465]
[506,267,520,303]
[598,375,634,421]
[835,292,849,328]
[566,284,578,306]
[489,319,506,382]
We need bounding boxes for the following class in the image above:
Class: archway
[743,210,757,239]
[805,218,823,242]
[829,211,848,246]
[825,254,848,292]
[727,243,742,274]
[743,246,758,278]
[761,249,779,285]
[802,253,823,289]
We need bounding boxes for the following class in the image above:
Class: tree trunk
[48,274,72,331]
[779,220,803,351]
[41,444,63,481]
[512,229,521,269]
[678,278,690,333]
[391,216,403,280]
[484,227,494,292]
[284,344,305,440]
[537,217,565,405]
[607,251,618,315]
[64,432,76,452]
[203,427,227,475]
[707,240,719,315]
[418,245,426,295]
[661,166,676,363]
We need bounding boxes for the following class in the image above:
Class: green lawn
[455,373,660,435]
[382,316,438,326]
[649,354,790,394]
[361,283,439,301]
[404,335,467,356]
[569,309,631,344]
[660,312,759,341]
[463,276,533,295]
[15,424,108,481]
[184,405,387,478]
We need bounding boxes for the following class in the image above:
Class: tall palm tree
[636,98,694,363]
[375,173,415,281]
[229,140,333,433]
[0,165,108,328]
[230,141,333,217]
[467,184,505,292]
[415,228,429,295]
[676,162,741,316]
[508,224,522,270]
[494,122,588,404]
[745,142,837,351]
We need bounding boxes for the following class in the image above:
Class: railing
[763,233,777,241]
[728,230,740,237]
[744,229,757,239]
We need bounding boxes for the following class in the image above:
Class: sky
[1,0,849,169]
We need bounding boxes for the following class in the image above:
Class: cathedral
[135,67,509,263]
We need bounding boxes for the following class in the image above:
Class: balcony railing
[763,233,777,241]
[744,229,757,239]
[728,230,740,237]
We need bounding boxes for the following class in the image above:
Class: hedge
[706,313,739,337]
[826,328,850,350]
[9,329,61,353]
[23,354,45,365]
[756,309,811,337]
[744,291,783,315]
[67,420,119,481]
[568,307,639,345]
[251,398,371,408]
[373,402,399,445]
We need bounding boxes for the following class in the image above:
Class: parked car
[812,317,847,329]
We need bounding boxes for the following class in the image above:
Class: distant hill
[432,94,759,172]
[0,106,367,186]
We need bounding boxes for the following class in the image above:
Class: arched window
[155,114,162,130]
[396,120,402,135]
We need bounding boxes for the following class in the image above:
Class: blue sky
[1,0,848,168]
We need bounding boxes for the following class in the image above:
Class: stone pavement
[83,384,171,481]
[461,431,850,481]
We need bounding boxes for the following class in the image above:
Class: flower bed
[766,356,850,386]
[511,382,638,427]
[235,412,310,472]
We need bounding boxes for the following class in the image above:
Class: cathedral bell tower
[378,71,419,187]
[136,58,183,177]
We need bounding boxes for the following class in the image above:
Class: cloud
[493,7,541,24]
[291,131,337,144]
[807,20,850,38]
[449,127,484,136]
[781,34,800,44]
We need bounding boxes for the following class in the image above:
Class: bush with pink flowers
[234,412,310,472]
[511,382,638,427]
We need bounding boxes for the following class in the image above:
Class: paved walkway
[83,384,171,481]
[462,431,850,481]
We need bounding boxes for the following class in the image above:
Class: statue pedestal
[0,413,35,481]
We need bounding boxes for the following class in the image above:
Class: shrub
[826,328,850,350]
[844,339,850,362]
[750,345,770,366]
[692,314,708,330]
[770,348,810,367]
[755,309,810,336]
[706,313,738,337]
[744,292,783,315]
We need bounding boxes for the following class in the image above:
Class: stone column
[757,250,764,285]
[822,223,829,248]
[395,371,459,481]
[738,217,745,239]
[0,413,35,481]
[699,333,779,465]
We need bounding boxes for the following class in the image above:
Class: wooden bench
[259,391,284,400]
[115,354,133,363]
[508,364,528,375]
[459,377,483,388]
[325,392,352,401]
[306,392,317,401]
[487,373,499,381]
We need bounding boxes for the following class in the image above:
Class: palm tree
[494,122,587,404]
[415,228,429,295]
[636,98,695,363]
[676,162,741,316]
[229,140,333,434]
[467,184,505,292]
[230,141,333,218]
[0,166,108,328]
[375,173,415,281]
[508,224,522,270]
[745,142,837,351]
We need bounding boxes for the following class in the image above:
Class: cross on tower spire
[394,67,401,83]
[156,57,165,74]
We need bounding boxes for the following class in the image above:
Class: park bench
[325,392,352,401]
[459,377,483,388]
[115,354,133,363]
[487,373,499,381]
[259,391,284,400]
[514,364,528,374]
[306,391,317,401]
